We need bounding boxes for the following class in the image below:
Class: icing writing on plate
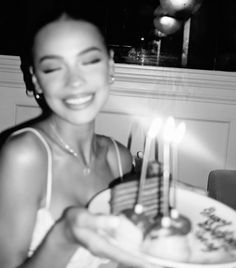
[196,207,236,253]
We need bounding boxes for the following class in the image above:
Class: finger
[77,227,155,268]
[67,210,157,268]
[77,211,120,232]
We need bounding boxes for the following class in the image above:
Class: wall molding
[0,55,25,89]
[113,64,236,105]
[1,55,236,104]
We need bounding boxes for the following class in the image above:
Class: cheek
[90,65,110,83]
[37,76,63,96]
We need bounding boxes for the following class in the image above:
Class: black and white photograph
[0,1,236,268]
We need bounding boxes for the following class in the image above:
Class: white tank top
[12,128,123,268]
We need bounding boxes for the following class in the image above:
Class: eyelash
[83,58,101,65]
[43,68,61,74]
[42,57,102,73]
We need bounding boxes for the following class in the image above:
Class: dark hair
[20,1,108,110]
[23,1,108,66]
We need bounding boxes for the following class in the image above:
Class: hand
[63,207,156,268]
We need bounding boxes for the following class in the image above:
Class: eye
[82,57,102,65]
[43,67,61,74]
[39,59,63,74]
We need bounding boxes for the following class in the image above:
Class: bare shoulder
[1,129,47,167]
[98,135,133,177]
[0,128,48,198]
[0,129,49,265]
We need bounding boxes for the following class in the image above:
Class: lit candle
[136,118,162,210]
[172,122,186,178]
[171,121,186,212]
[162,116,175,218]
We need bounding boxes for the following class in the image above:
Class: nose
[67,68,84,88]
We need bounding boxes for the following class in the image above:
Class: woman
[0,6,153,268]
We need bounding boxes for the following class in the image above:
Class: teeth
[65,95,93,105]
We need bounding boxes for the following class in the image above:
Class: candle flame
[163,116,176,142]
[147,117,162,138]
[173,122,186,144]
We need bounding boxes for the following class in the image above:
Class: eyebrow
[39,47,103,63]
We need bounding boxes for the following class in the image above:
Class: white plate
[88,187,236,268]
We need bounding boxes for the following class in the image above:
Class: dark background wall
[1,0,236,71]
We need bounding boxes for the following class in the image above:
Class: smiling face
[31,18,114,125]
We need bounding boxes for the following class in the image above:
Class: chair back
[207,169,236,210]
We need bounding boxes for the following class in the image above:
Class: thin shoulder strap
[110,138,123,180]
[12,127,52,210]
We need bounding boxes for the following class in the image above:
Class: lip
[64,93,94,109]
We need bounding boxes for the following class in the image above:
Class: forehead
[33,19,106,58]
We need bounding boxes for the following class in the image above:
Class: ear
[29,66,43,94]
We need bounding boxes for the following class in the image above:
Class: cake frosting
[142,216,192,262]
[143,232,191,262]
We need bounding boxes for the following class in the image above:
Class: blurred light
[163,116,176,142]
[148,117,163,138]
[161,0,195,10]
[173,122,186,144]
[154,15,183,35]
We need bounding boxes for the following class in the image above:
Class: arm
[0,134,77,268]
[0,135,41,267]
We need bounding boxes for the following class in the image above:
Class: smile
[64,94,94,108]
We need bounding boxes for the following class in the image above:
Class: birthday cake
[109,163,236,265]
[110,160,193,262]
[88,166,236,266]
[110,161,163,220]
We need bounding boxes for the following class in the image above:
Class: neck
[50,117,96,165]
